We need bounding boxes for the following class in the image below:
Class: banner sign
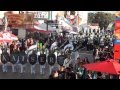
[5,13,24,27]
[114,17,120,60]
[33,11,49,19]
[4,12,34,28]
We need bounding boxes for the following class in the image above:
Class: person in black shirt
[68,65,77,79]
[10,42,14,54]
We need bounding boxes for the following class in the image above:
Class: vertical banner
[114,17,120,60]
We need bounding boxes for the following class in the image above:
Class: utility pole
[46,11,52,31]
[46,20,48,31]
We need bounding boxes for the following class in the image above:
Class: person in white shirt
[63,55,72,68]
[64,42,74,52]
[50,41,58,51]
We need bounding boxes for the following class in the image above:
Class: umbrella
[83,60,120,75]
[0,31,18,44]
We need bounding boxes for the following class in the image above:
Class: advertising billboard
[33,11,49,19]
[5,12,24,27]
[4,12,34,28]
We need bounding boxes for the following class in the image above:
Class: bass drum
[10,53,19,64]
[38,54,46,65]
[65,48,71,55]
[1,52,10,64]
[57,55,66,66]
[29,53,37,65]
[19,52,27,65]
[48,54,56,66]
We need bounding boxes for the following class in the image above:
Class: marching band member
[63,55,72,68]
[1,49,9,73]
[48,51,56,75]
[50,41,58,51]
[19,49,27,74]
[39,49,46,75]
[63,42,74,52]
[29,50,37,75]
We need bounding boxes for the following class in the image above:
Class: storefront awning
[26,28,51,34]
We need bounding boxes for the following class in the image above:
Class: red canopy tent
[0,31,18,44]
[83,59,120,75]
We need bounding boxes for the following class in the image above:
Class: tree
[88,12,116,30]
[88,13,95,24]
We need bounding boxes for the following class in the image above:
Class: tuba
[65,47,71,55]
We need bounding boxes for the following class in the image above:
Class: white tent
[34,23,56,31]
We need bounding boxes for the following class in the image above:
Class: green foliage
[88,12,116,30]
